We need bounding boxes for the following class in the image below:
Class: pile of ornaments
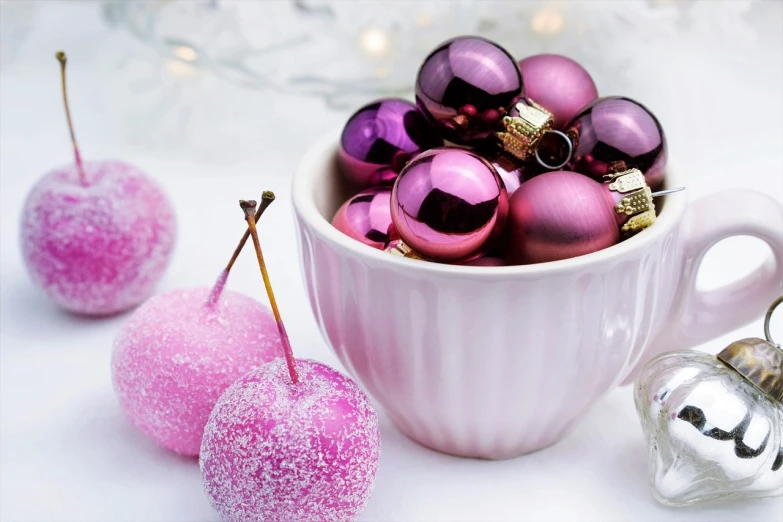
[332,35,671,265]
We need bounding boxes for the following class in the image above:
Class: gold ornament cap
[604,168,657,235]
[717,338,783,404]
[384,240,424,260]
[717,297,783,404]
[496,99,573,170]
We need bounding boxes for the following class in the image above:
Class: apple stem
[205,191,276,309]
[241,198,299,384]
[56,52,87,186]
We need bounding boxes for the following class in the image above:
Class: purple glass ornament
[391,147,508,261]
[566,96,667,187]
[506,171,620,264]
[415,36,523,144]
[340,98,441,187]
[519,54,598,130]
[483,152,523,195]
[332,187,398,250]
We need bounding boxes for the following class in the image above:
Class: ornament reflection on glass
[634,297,783,506]
[390,147,508,262]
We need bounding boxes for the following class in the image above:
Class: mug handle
[624,189,783,383]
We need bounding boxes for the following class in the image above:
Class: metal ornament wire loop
[535,129,573,170]
[764,295,783,348]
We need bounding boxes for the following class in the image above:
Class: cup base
[386,410,580,460]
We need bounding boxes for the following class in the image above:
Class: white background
[1,2,782,521]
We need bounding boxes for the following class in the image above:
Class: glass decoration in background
[0,1,40,68]
[98,0,762,163]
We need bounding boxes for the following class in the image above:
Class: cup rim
[292,128,686,278]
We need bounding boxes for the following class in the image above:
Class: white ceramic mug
[292,130,783,459]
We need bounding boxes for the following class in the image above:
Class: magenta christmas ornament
[331,187,398,250]
[518,54,598,130]
[21,52,176,316]
[339,98,441,187]
[415,36,522,145]
[566,96,667,187]
[391,147,508,262]
[635,297,783,506]
[200,200,380,522]
[483,152,524,195]
[507,168,679,264]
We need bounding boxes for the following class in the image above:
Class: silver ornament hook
[764,296,783,348]
[535,129,573,170]
[651,187,686,198]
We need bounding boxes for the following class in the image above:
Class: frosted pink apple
[111,194,280,456]
[199,199,380,522]
[200,358,381,522]
[22,161,176,315]
[111,273,282,455]
[20,52,175,315]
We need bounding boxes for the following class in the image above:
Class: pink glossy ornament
[415,36,523,144]
[507,171,628,264]
[331,187,398,250]
[339,98,440,187]
[518,54,598,129]
[200,200,380,522]
[21,53,176,315]
[391,147,508,262]
[112,272,282,456]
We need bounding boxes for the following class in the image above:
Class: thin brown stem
[205,191,276,308]
[241,198,299,384]
[225,191,275,272]
[56,52,86,186]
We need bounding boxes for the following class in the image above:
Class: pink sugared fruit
[21,52,175,315]
[111,271,282,455]
[200,199,380,521]
[200,358,381,522]
[22,161,176,315]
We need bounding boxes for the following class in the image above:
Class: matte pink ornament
[200,199,380,522]
[519,54,598,129]
[506,171,621,264]
[331,187,398,250]
[391,147,508,262]
[21,53,176,315]
[111,273,282,455]
[200,358,381,522]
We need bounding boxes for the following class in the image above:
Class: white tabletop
[1,2,782,521]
